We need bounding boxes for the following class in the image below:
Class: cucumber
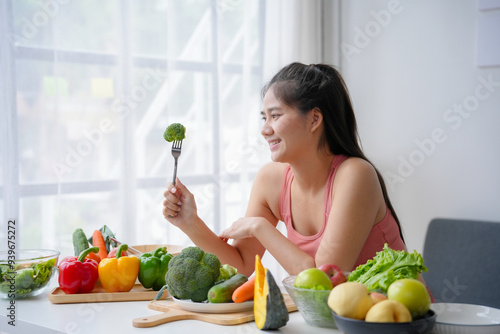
[72,228,90,256]
[208,274,248,303]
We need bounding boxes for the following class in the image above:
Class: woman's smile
[268,139,282,150]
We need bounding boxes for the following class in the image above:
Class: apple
[327,282,374,320]
[365,299,412,323]
[370,291,388,304]
[318,264,347,287]
[294,268,333,290]
[387,278,431,318]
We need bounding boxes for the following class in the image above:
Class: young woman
[163,62,406,277]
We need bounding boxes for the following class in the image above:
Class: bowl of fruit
[282,264,347,328]
[0,249,60,299]
[329,279,436,334]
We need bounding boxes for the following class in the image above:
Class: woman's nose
[261,121,272,136]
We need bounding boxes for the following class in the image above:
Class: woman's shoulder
[336,156,378,183]
[339,156,374,169]
[255,161,289,183]
[250,162,289,196]
[250,162,288,212]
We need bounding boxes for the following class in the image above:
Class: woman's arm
[163,173,288,276]
[163,179,249,269]
[219,163,317,276]
[314,158,385,271]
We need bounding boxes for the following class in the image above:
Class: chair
[422,218,500,309]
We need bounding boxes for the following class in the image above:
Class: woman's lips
[268,139,281,150]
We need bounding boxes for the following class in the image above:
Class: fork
[171,140,182,186]
[109,237,143,256]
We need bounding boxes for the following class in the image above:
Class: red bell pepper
[58,246,100,294]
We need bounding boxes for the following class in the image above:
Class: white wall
[338,0,500,253]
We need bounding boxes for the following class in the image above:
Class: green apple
[294,268,333,290]
[387,278,431,318]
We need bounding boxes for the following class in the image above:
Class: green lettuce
[0,258,57,297]
[216,264,238,283]
[347,243,427,293]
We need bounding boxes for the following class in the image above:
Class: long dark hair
[262,62,405,242]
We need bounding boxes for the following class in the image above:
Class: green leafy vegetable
[163,123,186,142]
[217,264,238,283]
[0,258,57,298]
[32,258,57,287]
[15,268,34,289]
[347,243,427,293]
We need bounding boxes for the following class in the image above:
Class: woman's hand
[163,178,199,232]
[219,217,264,241]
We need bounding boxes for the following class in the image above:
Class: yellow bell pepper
[98,244,139,292]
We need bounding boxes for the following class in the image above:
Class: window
[0,0,268,255]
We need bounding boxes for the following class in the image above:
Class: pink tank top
[279,154,406,270]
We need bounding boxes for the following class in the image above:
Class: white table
[0,278,343,334]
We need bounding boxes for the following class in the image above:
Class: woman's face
[260,87,310,163]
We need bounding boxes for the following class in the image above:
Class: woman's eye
[261,113,280,121]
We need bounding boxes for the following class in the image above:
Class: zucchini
[207,273,248,303]
[72,228,90,256]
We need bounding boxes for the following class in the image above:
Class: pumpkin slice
[254,255,289,330]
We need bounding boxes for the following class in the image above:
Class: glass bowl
[282,275,336,328]
[0,249,60,299]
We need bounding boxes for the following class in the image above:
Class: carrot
[92,230,108,260]
[232,276,256,303]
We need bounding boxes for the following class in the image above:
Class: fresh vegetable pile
[72,225,118,261]
[61,229,255,303]
[60,228,294,328]
[160,246,253,304]
[61,226,174,294]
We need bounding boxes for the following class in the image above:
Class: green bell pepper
[138,246,173,291]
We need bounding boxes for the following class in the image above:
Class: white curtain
[263,0,324,81]
[0,0,329,282]
[260,0,326,282]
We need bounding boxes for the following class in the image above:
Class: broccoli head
[163,123,186,142]
[165,246,221,302]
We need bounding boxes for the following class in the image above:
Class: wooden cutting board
[48,284,166,304]
[132,294,297,328]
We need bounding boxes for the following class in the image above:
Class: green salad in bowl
[0,249,59,299]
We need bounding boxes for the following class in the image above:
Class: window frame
[0,0,265,245]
